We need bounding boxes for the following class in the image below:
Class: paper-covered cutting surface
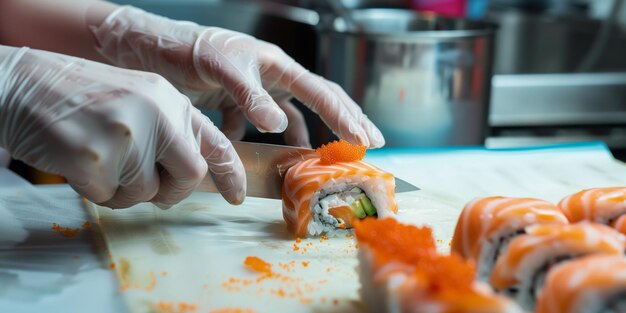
[90,143,626,313]
[0,170,125,313]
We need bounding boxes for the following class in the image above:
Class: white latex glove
[0,45,246,208]
[90,6,385,148]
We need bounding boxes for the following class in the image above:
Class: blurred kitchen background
[11,0,626,182]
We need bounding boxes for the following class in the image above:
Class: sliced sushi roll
[451,196,568,281]
[489,223,626,311]
[355,218,437,313]
[399,277,524,313]
[558,187,626,224]
[282,140,398,238]
[354,218,523,313]
[536,254,626,313]
[612,214,626,235]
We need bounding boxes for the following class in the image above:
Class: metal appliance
[318,9,495,146]
[485,2,626,156]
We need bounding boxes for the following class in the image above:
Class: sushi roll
[354,218,522,313]
[355,218,437,313]
[536,254,626,313]
[451,196,568,281]
[282,140,398,237]
[489,223,626,311]
[612,214,626,235]
[558,187,626,224]
[398,277,523,313]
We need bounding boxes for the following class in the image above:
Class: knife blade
[197,141,419,199]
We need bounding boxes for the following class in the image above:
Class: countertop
[3,142,626,313]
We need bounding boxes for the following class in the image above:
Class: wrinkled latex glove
[90,6,385,148]
[0,45,245,208]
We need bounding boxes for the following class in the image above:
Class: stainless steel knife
[197,141,420,199]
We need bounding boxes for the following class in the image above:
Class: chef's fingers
[262,60,383,147]
[278,99,311,148]
[66,155,161,209]
[220,102,247,141]
[193,35,287,134]
[67,175,116,206]
[151,127,208,206]
[99,167,161,209]
[193,112,246,205]
[323,80,385,148]
[64,126,161,207]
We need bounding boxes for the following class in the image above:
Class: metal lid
[326,8,495,39]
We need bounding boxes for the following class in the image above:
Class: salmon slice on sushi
[612,214,626,235]
[282,140,398,238]
[536,254,626,313]
[354,218,522,313]
[451,196,568,281]
[489,223,626,311]
[559,187,626,227]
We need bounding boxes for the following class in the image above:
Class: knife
[197,141,420,199]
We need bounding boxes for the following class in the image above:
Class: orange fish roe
[81,221,91,230]
[209,308,255,313]
[301,261,310,267]
[244,256,272,274]
[278,260,296,273]
[222,257,323,304]
[154,301,197,313]
[354,218,478,297]
[353,218,436,265]
[275,288,286,297]
[109,262,116,269]
[316,140,366,165]
[414,253,476,294]
[51,223,81,237]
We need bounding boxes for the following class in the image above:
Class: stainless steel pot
[318,9,495,146]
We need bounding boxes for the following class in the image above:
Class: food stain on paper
[115,258,157,292]
[51,220,92,237]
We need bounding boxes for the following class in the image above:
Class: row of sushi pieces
[353,187,626,313]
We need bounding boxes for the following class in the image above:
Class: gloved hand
[89,6,385,148]
[0,45,246,208]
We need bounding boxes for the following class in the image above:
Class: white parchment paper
[90,143,626,313]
